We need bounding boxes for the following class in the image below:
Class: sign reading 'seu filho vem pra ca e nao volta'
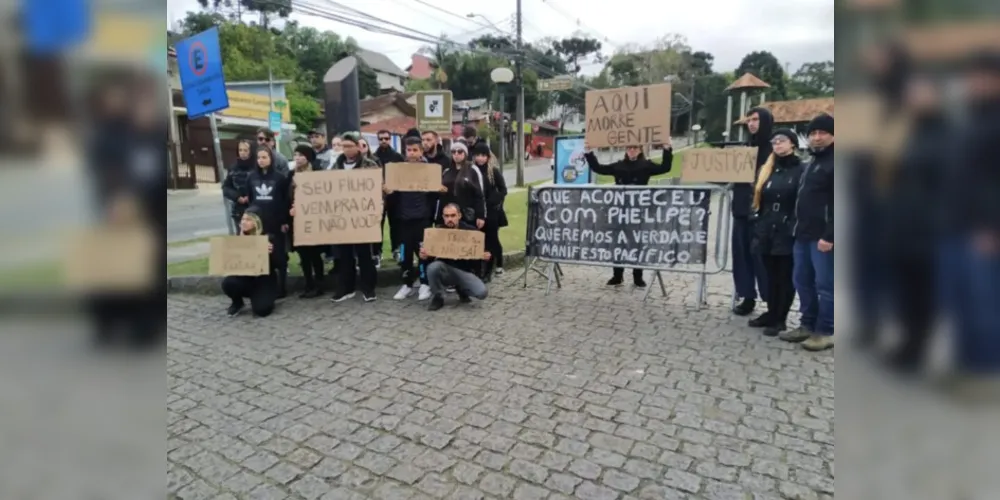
[175,27,229,119]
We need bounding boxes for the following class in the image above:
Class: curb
[167,250,528,294]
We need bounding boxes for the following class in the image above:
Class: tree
[197,0,291,28]
[788,61,834,98]
[551,36,603,74]
[736,51,788,99]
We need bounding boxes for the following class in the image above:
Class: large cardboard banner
[293,169,384,246]
[208,235,269,276]
[680,147,758,183]
[585,83,671,149]
[423,228,485,260]
[384,162,442,192]
[63,227,156,292]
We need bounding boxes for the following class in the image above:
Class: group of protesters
[220,125,508,317]
[728,109,836,353]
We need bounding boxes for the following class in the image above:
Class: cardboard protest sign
[585,83,671,149]
[63,226,156,292]
[385,162,442,192]
[680,147,758,183]
[208,235,269,276]
[293,169,384,246]
[423,228,485,260]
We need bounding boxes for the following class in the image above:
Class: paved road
[167,266,834,500]
[167,158,554,245]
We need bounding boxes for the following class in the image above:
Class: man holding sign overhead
[583,139,673,288]
[420,203,492,311]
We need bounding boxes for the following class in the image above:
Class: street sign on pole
[269,111,282,140]
[416,90,454,136]
[537,77,574,92]
[175,27,229,119]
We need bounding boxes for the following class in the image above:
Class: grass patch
[167,189,532,277]
[0,261,64,291]
[168,237,211,248]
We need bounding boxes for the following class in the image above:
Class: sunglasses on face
[378,137,390,141]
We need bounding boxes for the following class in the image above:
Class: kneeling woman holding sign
[220,205,287,318]
[583,140,673,287]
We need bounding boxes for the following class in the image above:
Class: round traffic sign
[188,40,208,77]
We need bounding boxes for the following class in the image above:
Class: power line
[536,0,619,49]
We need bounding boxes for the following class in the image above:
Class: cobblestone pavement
[168,266,834,500]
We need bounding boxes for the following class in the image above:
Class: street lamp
[491,67,514,172]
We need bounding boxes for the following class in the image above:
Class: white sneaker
[495,267,504,275]
[393,285,413,300]
[417,284,433,301]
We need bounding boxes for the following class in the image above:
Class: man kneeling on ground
[419,203,492,311]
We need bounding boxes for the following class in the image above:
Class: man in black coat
[731,107,773,316]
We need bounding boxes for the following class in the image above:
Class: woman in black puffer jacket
[471,141,508,280]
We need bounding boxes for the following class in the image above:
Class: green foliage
[405,78,434,92]
[788,61,834,99]
[736,51,788,99]
[288,93,320,135]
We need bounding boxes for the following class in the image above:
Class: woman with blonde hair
[748,129,804,336]
[222,205,285,317]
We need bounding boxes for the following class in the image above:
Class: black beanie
[771,128,800,148]
[294,144,316,163]
[471,141,491,158]
[404,128,421,139]
[806,114,834,135]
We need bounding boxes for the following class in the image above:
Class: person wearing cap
[329,132,381,303]
[288,144,327,298]
[582,139,673,288]
[308,128,334,170]
[471,141,508,280]
[746,129,804,338]
[440,141,486,228]
[783,114,835,351]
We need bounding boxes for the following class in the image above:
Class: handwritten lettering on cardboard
[385,162,442,192]
[680,147,758,183]
[209,235,269,276]
[585,83,671,149]
[423,228,485,260]
[294,169,384,246]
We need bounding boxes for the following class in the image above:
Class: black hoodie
[388,157,439,222]
[582,147,673,186]
[425,146,452,172]
[222,147,257,218]
[732,107,774,217]
[375,144,405,167]
[243,163,290,235]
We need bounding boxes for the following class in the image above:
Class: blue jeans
[793,239,835,335]
[732,217,768,302]
[942,238,1000,374]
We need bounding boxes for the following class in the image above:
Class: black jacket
[794,145,835,243]
[388,159,438,222]
[476,162,508,226]
[953,99,1000,235]
[222,155,256,218]
[427,221,485,274]
[733,107,775,218]
[583,147,673,185]
[752,153,804,256]
[425,147,452,172]
[375,145,405,167]
[243,167,290,234]
[331,152,380,170]
[886,115,945,257]
[439,163,486,225]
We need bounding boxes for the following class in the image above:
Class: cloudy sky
[167,0,834,75]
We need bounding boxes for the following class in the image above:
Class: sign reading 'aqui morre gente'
[585,83,672,149]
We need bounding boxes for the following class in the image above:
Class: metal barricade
[516,183,732,309]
